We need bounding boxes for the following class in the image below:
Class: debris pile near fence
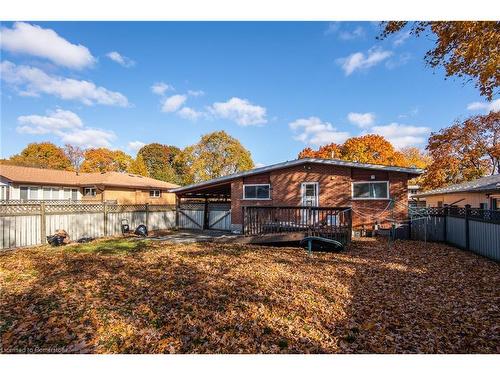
[0,202,176,250]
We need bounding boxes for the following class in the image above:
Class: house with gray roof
[414,174,500,210]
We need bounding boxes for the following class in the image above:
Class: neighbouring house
[408,184,426,208]
[0,164,178,204]
[171,158,422,233]
[414,174,500,210]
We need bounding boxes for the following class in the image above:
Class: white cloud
[289,117,350,146]
[385,52,411,69]
[177,107,204,121]
[188,89,205,97]
[1,61,129,106]
[16,109,115,148]
[324,22,340,35]
[369,123,430,148]
[339,26,365,41]
[337,47,393,76]
[17,109,83,134]
[0,22,95,69]
[59,128,115,148]
[151,82,174,96]
[393,31,411,46]
[106,51,135,68]
[127,141,146,152]
[347,112,375,128]
[209,97,267,126]
[162,94,187,113]
[467,99,500,113]
[325,23,365,40]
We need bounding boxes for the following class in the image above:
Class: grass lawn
[0,237,498,354]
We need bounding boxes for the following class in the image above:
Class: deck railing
[242,206,352,243]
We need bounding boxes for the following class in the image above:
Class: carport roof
[171,158,422,195]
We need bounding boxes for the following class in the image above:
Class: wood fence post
[103,202,108,237]
[465,204,470,250]
[40,202,46,244]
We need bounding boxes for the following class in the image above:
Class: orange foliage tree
[298,134,414,168]
[80,148,134,173]
[420,112,500,190]
[379,21,500,100]
[8,142,73,170]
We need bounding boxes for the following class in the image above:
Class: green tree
[182,130,254,183]
[9,142,73,170]
[379,21,500,100]
[137,143,182,184]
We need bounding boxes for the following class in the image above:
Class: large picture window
[243,184,270,200]
[352,181,389,199]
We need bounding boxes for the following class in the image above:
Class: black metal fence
[408,207,500,261]
[242,206,352,245]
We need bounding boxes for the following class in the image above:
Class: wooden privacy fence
[409,207,500,261]
[242,206,352,245]
[0,203,176,250]
[177,202,231,231]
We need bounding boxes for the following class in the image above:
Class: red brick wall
[231,163,410,229]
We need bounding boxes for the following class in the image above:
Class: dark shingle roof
[171,158,422,193]
[415,174,500,197]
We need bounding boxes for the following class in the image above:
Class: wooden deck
[241,206,352,246]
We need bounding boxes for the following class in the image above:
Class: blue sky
[1,21,497,166]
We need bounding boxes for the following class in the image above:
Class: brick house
[171,158,422,232]
[0,164,178,205]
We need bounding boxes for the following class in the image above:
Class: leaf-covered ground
[1,237,498,353]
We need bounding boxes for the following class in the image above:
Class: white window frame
[301,182,319,206]
[84,187,97,197]
[42,186,60,200]
[20,186,40,200]
[0,185,7,201]
[351,181,390,200]
[149,189,161,198]
[242,184,271,200]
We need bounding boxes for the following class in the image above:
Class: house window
[43,187,51,200]
[149,190,161,198]
[0,185,6,200]
[479,203,487,210]
[352,182,389,199]
[29,187,39,199]
[243,184,271,200]
[84,187,96,196]
[491,198,498,211]
[437,201,443,208]
[71,189,78,200]
[43,187,60,200]
[20,186,28,200]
